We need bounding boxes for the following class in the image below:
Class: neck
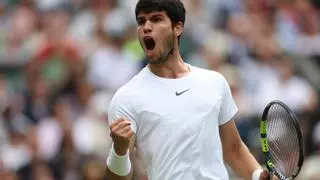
[148,49,189,79]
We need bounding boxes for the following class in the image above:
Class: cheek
[158,29,174,45]
[164,30,175,48]
[137,27,144,38]
[137,30,141,38]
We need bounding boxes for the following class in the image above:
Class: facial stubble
[144,31,175,65]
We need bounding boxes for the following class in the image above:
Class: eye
[137,19,145,26]
[154,17,161,22]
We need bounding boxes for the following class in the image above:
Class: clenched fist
[110,118,135,156]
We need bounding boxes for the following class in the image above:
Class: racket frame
[260,100,304,180]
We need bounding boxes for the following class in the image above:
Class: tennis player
[106,0,271,179]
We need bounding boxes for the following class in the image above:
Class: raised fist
[109,118,135,156]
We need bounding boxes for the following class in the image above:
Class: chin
[147,58,167,65]
[145,51,168,64]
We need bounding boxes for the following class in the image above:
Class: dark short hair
[135,0,186,26]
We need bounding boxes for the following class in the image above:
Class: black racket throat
[260,100,304,180]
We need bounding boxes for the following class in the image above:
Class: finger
[111,123,131,133]
[123,130,134,139]
[110,119,129,130]
[111,121,131,133]
[110,123,127,137]
[109,118,125,128]
[116,125,132,135]
[260,170,270,180]
[261,170,269,178]
[110,128,133,141]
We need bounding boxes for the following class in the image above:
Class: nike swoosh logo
[175,89,190,96]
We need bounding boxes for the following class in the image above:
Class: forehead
[137,11,168,19]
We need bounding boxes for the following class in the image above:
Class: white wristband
[252,169,263,180]
[106,144,131,176]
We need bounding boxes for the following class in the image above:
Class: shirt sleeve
[218,75,238,125]
[107,92,137,133]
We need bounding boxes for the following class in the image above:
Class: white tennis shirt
[108,64,238,180]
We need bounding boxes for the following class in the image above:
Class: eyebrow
[137,12,165,19]
[137,16,144,21]
[151,14,164,19]
[150,13,164,18]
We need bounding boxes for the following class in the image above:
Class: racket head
[260,100,304,180]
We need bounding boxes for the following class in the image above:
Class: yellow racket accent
[260,120,267,134]
[267,159,275,168]
[261,137,269,152]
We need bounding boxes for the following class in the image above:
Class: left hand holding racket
[253,168,277,180]
[259,170,270,180]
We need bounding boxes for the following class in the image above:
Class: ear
[173,22,183,37]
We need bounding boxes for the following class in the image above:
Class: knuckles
[109,119,133,143]
[110,130,133,140]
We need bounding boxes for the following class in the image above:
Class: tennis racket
[260,100,304,180]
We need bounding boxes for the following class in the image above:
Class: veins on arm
[129,135,148,180]
[128,135,136,156]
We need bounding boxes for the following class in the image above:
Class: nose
[143,20,152,34]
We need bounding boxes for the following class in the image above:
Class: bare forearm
[224,141,261,180]
[131,148,148,180]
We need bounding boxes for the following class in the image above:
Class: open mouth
[144,37,156,50]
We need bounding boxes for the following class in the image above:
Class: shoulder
[290,76,312,90]
[190,65,231,95]
[108,68,147,107]
[191,65,227,84]
[291,76,309,85]
[109,79,137,106]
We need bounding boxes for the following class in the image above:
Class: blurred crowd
[0,0,319,179]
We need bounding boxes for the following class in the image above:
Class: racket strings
[267,104,300,177]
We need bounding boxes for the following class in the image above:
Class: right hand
[109,118,134,156]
